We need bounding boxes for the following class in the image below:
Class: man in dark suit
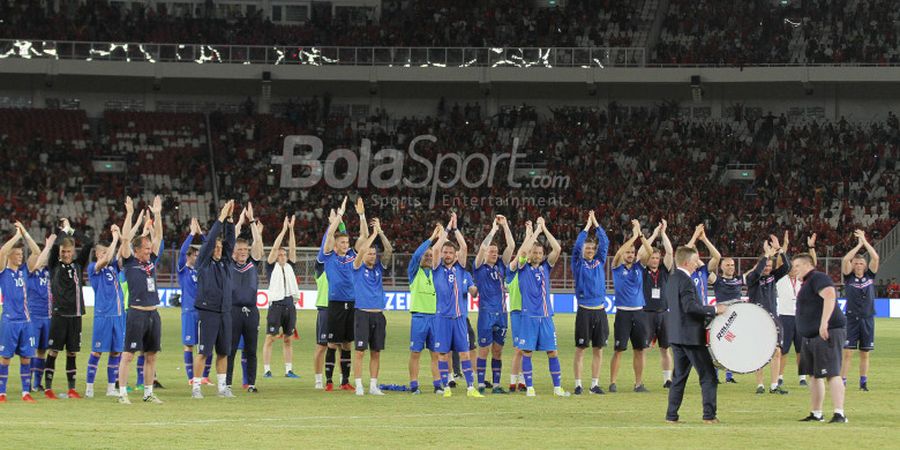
[665,246,727,424]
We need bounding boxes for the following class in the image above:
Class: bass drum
[706,302,778,374]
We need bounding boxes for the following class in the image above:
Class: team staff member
[117,195,165,404]
[793,253,847,423]
[407,224,443,395]
[746,234,791,395]
[319,197,367,391]
[351,218,393,396]
[840,230,880,391]
[264,215,302,381]
[571,211,610,395]
[44,217,93,400]
[665,246,727,424]
[609,219,653,393]
[639,220,674,388]
[192,200,236,399]
[227,204,265,394]
[776,234,817,387]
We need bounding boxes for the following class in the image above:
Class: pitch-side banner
[4,288,890,317]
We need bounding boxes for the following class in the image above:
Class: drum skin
[706,303,778,374]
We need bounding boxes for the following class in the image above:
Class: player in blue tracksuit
[840,229,880,391]
[431,212,483,398]
[20,224,53,391]
[571,210,610,395]
[178,218,211,384]
[0,223,47,403]
[472,214,515,394]
[510,217,569,397]
[85,224,126,399]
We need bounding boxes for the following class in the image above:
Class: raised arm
[354,197,369,253]
[121,196,135,238]
[94,225,121,271]
[150,195,164,253]
[250,222,265,262]
[592,214,609,265]
[510,221,537,272]
[0,227,23,269]
[410,225,441,281]
[320,208,342,258]
[34,234,56,270]
[377,219,393,267]
[539,217,562,267]
[454,228,468,268]
[856,230,880,273]
[686,223,704,249]
[842,232,865,275]
[638,222,659,265]
[808,233,818,267]
[268,217,289,265]
[744,241,773,285]
[17,221,41,271]
[660,220,674,271]
[119,209,144,260]
[499,215,515,266]
[475,217,500,269]
[700,227,721,273]
[353,220,380,270]
[612,220,642,268]
[288,215,297,263]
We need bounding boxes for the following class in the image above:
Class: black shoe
[755,386,765,394]
[663,380,672,389]
[799,379,808,387]
[829,413,848,423]
[799,413,824,422]
[573,386,583,395]
[769,386,789,395]
[490,386,508,394]
[153,380,165,389]
[634,384,648,393]
[777,378,784,387]
[484,381,493,389]
[608,383,617,393]
[448,380,458,389]
[433,386,444,395]
[247,386,259,393]
[726,378,737,384]
[477,387,485,394]
[589,385,605,395]
[860,382,869,392]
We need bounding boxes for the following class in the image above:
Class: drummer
[709,254,747,384]
[746,233,791,395]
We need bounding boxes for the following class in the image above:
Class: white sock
[22,391,29,398]
[834,409,844,416]
[120,385,128,396]
[574,379,582,388]
[285,363,293,373]
[264,364,271,373]
[370,378,378,390]
[510,375,517,385]
[86,383,93,390]
[192,377,202,389]
[517,374,525,384]
[663,370,672,381]
[315,374,323,384]
[800,375,807,381]
[217,374,226,391]
[591,378,599,388]
[757,384,765,389]
[108,383,116,391]
[770,383,778,390]
[355,378,363,389]
[812,410,823,418]
[144,385,153,398]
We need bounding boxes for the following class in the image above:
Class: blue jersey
[0,267,29,322]
[353,260,386,310]
[318,248,357,301]
[473,260,507,314]
[612,262,645,308]
[692,263,710,304]
[26,268,51,319]
[843,269,877,318]
[518,260,553,318]
[88,260,124,317]
[434,262,469,318]
[177,234,202,312]
[571,228,609,308]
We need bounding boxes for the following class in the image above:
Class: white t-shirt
[775,276,802,316]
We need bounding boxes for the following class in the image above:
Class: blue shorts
[433,315,470,354]
[409,313,436,352]
[510,311,522,349]
[477,311,508,347]
[182,310,199,346]
[0,320,36,358]
[30,317,51,350]
[91,315,126,353]
[844,315,875,351]
[518,316,558,352]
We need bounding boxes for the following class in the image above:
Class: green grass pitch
[1,309,898,448]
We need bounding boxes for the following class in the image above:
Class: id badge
[651,288,661,299]
[147,277,157,292]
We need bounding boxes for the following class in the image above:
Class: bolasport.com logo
[272,135,569,208]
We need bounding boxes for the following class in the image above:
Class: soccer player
[509,217,568,397]
[312,213,335,389]
[776,234,817,387]
[21,223,53,391]
[351,217,393,396]
[746,234,791,395]
[638,220,674,388]
[227,204,265,393]
[506,222,532,393]
[178,218,212,386]
[608,219,653,393]
[264,215,302,381]
[44,217,93,400]
[431,212,483,398]
[85,224,124,399]
[191,199,236,399]
[0,223,43,403]
[792,253,847,423]
[117,195,165,404]
[840,229,880,391]
[319,197,366,391]
[472,214,514,394]
[407,224,443,395]
[571,210,610,395]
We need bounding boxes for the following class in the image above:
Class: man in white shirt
[776,234,816,388]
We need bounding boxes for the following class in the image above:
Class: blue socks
[476,358,487,385]
[136,355,145,385]
[438,360,450,387]
[726,371,734,381]
[20,363,30,394]
[461,359,474,387]
[0,364,8,395]
[203,354,213,378]
[410,380,419,392]
[432,379,442,390]
[31,358,44,389]
[86,354,100,384]
[522,355,534,388]
[184,350,194,380]
[549,356,562,388]
[491,358,502,386]
[108,354,120,384]
[860,376,868,386]
[241,355,248,386]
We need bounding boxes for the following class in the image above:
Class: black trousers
[667,344,718,421]
[227,305,260,386]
